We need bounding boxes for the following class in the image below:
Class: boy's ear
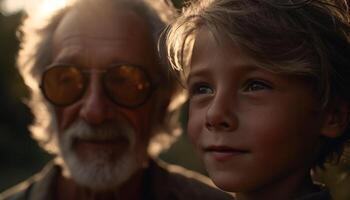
[321,101,349,138]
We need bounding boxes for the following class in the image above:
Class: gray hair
[17,0,185,156]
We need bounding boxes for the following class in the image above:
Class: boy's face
[187,28,326,193]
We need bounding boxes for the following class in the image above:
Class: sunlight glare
[2,0,24,14]
[2,0,70,16]
[26,0,67,17]
[24,0,72,28]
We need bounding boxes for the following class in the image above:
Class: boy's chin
[208,171,254,193]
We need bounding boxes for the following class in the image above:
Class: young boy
[165,0,350,199]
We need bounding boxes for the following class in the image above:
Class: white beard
[58,118,146,191]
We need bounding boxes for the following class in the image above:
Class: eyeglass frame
[40,63,158,109]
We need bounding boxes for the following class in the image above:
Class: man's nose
[79,75,109,125]
[205,94,238,132]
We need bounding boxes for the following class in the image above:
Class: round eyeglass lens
[42,66,85,106]
[104,65,152,107]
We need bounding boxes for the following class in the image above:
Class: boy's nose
[79,76,109,125]
[205,95,238,132]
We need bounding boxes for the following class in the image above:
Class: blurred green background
[0,0,350,199]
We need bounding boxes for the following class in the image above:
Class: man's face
[49,5,160,190]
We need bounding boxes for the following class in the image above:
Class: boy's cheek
[187,110,204,147]
[187,125,204,157]
[187,118,201,144]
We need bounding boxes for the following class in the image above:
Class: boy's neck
[236,170,318,200]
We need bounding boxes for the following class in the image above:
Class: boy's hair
[165,0,350,167]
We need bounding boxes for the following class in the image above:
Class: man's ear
[321,101,350,138]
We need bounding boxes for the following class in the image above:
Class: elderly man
[0,0,233,199]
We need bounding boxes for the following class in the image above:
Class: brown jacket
[0,159,233,200]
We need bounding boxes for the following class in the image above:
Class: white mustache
[63,119,135,146]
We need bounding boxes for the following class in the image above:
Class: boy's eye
[189,83,214,96]
[244,80,272,92]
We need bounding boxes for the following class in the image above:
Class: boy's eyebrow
[188,67,211,80]
[188,63,262,80]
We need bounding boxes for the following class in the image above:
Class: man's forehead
[50,2,161,77]
[54,3,150,41]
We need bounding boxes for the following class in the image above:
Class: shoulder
[0,162,58,200]
[151,159,234,200]
[296,183,333,200]
[0,175,37,200]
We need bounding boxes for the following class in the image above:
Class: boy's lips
[203,145,249,161]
